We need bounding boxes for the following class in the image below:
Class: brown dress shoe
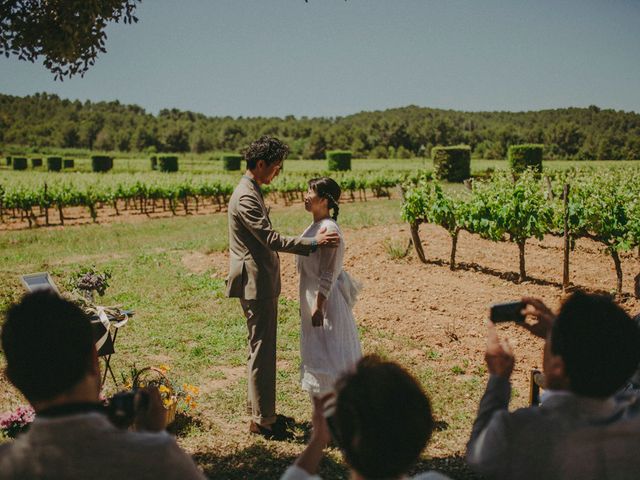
[249,419,293,441]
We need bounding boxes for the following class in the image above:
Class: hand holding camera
[107,386,166,432]
[490,297,556,338]
[485,322,515,379]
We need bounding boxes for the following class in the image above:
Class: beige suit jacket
[226,176,314,300]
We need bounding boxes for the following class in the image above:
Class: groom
[226,136,339,439]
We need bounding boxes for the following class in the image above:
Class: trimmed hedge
[47,156,62,171]
[508,144,544,173]
[150,155,158,171]
[327,150,352,171]
[12,157,27,170]
[222,154,242,171]
[31,158,43,168]
[432,145,471,182]
[91,155,113,172]
[159,155,179,172]
[63,159,75,169]
[5,156,12,166]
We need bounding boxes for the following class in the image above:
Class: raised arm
[237,193,314,255]
[466,322,514,477]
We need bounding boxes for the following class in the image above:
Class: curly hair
[242,136,290,169]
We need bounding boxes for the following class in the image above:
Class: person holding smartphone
[466,291,640,480]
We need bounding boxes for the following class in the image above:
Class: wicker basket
[132,366,177,425]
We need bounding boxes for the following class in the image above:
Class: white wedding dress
[297,218,362,395]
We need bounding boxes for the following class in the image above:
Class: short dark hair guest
[333,355,434,479]
[2,290,94,402]
[281,355,448,480]
[243,135,290,170]
[551,291,640,397]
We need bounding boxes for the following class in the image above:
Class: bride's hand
[312,308,324,327]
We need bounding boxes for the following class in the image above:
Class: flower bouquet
[125,365,199,426]
[0,406,35,439]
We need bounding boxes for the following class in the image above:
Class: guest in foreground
[0,291,205,480]
[281,355,450,480]
[466,291,640,480]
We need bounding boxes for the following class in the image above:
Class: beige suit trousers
[240,297,278,426]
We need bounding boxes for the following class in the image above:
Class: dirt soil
[201,216,640,422]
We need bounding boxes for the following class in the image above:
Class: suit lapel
[242,176,272,227]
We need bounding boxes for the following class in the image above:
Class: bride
[296,177,362,396]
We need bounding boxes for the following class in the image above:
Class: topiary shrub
[91,155,113,172]
[5,156,12,166]
[31,158,43,168]
[12,157,27,170]
[222,154,242,171]
[150,155,158,170]
[327,150,352,171]
[159,155,179,172]
[432,145,471,182]
[47,156,62,171]
[63,159,75,169]
[508,144,544,173]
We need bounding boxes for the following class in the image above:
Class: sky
[1,0,639,117]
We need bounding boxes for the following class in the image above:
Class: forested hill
[1,93,639,160]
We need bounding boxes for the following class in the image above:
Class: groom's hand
[315,227,340,248]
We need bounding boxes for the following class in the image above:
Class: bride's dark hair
[309,177,341,221]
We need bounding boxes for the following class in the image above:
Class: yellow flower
[159,364,170,374]
[158,385,171,394]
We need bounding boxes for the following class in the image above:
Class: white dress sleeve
[317,222,340,298]
[280,465,323,480]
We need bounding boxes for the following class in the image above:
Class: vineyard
[402,168,640,293]
[0,170,406,227]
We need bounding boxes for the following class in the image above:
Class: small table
[90,309,133,387]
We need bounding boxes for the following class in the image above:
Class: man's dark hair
[551,291,640,398]
[1,291,94,402]
[243,136,289,170]
[332,355,434,480]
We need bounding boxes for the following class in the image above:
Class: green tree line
[1,93,639,160]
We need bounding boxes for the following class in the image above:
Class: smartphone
[490,301,525,323]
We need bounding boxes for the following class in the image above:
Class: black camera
[490,301,525,323]
[106,389,149,428]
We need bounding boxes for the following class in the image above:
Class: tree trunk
[89,205,97,223]
[611,249,623,294]
[450,229,459,270]
[562,184,570,292]
[410,222,427,263]
[518,240,526,283]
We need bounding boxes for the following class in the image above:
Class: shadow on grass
[167,412,204,437]
[193,444,482,480]
[413,455,484,480]
[193,443,347,479]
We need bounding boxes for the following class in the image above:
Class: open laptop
[20,272,61,295]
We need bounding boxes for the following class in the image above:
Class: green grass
[0,197,481,479]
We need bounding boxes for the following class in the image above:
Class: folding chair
[90,309,133,387]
